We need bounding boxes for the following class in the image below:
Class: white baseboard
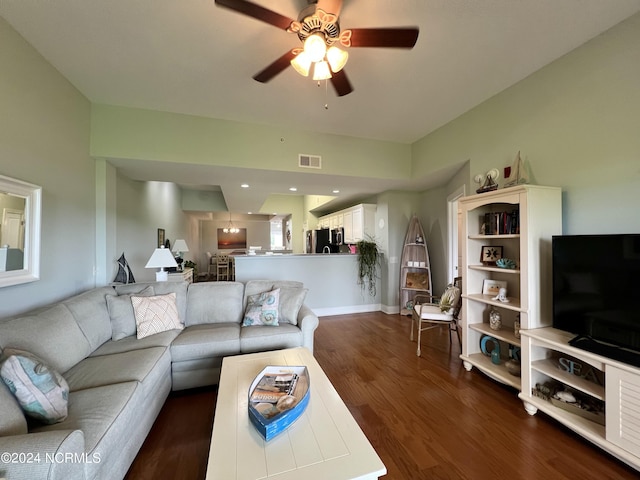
[314,303,401,317]
[314,303,381,317]
[381,304,400,315]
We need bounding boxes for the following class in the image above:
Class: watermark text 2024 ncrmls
[48,452,101,464]
[1,451,101,464]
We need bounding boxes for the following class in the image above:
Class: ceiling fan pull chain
[324,79,329,110]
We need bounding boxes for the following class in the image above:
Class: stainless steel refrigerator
[305,229,332,253]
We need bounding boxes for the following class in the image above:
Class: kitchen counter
[234,253,380,315]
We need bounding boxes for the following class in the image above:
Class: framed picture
[481,245,503,265]
[482,279,507,296]
[405,272,430,290]
[217,228,247,250]
[157,228,165,248]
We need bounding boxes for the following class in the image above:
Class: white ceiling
[2,0,640,213]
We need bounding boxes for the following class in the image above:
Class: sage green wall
[114,177,191,283]
[0,18,94,317]
[376,191,423,310]
[412,12,640,236]
[181,189,227,212]
[3,11,639,318]
[90,104,412,181]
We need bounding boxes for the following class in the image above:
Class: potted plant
[355,238,381,297]
[184,260,198,280]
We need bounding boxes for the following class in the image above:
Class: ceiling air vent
[299,154,321,169]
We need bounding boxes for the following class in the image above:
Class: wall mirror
[0,174,41,287]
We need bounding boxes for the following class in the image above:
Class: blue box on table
[248,365,310,441]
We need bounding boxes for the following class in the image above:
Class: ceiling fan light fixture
[304,33,327,63]
[312,60,332,80]
[291,51,312,76]
[326,46,348,72]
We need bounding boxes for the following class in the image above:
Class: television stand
[569,334,640,368]
[519,327,640,472]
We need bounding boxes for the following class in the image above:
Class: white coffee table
[206,347,386,480]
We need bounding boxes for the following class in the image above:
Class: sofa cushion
[31,381,137,455]
[62,286,117,351]
[65,347,170,395]
[0,304,92,374]
[242,289,280,326]
[171,323,241,362]
[132,293,184,339]
[186,282,245,325]
[239,323,303,354]
[0,349,69,424]
[0,370,28,435]
[106,285,155,341]
[89,330,180,357]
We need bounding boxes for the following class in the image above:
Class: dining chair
[216,254,230,281]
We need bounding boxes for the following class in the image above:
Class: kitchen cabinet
[319,204,375,244]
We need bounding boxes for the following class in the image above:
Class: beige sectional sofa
[0,279,318,480]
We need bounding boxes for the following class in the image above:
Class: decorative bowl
[496,258,517,269]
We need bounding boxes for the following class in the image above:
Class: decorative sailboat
[113,252,136,284]
[504,151,529,187]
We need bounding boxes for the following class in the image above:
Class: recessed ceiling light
[241,184,249,188]
[247,212,252,215]
[332,189,340,194]
[289,187,297,192]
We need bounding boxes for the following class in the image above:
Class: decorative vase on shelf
[489,306,502,330]
[505,359,521,376]
[491,349,501,365]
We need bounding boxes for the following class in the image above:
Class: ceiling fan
[214,0,419,96]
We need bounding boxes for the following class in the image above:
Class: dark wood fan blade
[330,69,353,97]
[348,27,419,48]
[215,0,294,31]
[253,50,296,83]
[316,0,343,17]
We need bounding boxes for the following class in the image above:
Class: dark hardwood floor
[125,312,639,480]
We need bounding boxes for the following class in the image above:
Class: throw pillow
[439,285,461,313]
[242,289,280,326]
[131,292,184,339]
[277,287,308,325]
[107,285,155,341]
[0,348,69,424]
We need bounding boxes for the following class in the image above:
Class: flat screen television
[552,234,640,366]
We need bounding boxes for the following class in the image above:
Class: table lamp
[172,239,189,271]
[145,245,178,281]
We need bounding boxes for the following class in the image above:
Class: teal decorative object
[496,258,517,269]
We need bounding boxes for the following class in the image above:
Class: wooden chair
[410,277,462,356]
[216,254,230,281]
[205,252,215,281]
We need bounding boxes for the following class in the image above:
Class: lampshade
[327,46,348,72]
[304,33,327,63]
[172,239,189,254]
[145,246,178,281]
[291,51,312,77]
[313,61,332,81]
